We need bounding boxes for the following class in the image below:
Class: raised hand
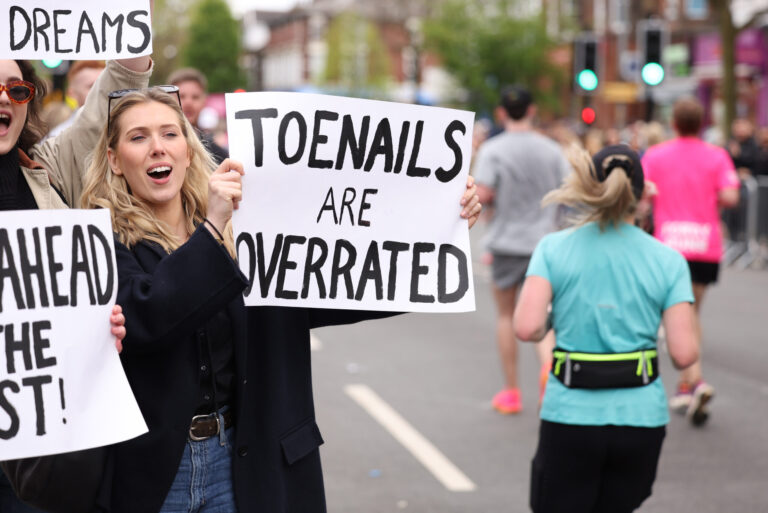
[206,158,245,237]
[461,175,482,229]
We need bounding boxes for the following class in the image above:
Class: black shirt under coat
[0,146,38,211]
[194,306,235,415]
[102,225,396,513]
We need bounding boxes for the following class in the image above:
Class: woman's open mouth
[147,165,172,183]
[0,112,11,136]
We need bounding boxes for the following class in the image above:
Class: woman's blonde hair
[543,144,638,229]
[81,88,234,255]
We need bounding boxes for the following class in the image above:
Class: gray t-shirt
[474,130,570,255]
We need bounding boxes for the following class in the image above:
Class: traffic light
[639,23,666,86]
[574,35,599,93]
[42,59,69,95]
[42,59,64,70]
[581,106,596,125]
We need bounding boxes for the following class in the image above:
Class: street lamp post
[406,16,423,104]
[243,13,271,91]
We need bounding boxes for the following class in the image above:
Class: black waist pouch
[552,348,659,389]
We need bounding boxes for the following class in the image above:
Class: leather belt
[189,410,233,441]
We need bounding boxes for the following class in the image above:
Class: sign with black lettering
[0,209,146,461]
[1,0,152,60]
[226,92,476,312]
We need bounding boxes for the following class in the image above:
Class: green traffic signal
[577,69,598,91]
[42,59,64,69]
[641,62,664,86]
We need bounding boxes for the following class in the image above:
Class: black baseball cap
[500,85,533,120]
[591,144,645,200]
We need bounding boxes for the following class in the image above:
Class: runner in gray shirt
[474,86,570,414]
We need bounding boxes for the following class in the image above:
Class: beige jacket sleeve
[30,60,153,207]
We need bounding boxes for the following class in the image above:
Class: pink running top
[641,137,740,263]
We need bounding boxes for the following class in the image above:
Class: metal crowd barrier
[723,175,768,269]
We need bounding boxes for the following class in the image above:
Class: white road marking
[344,384,477,492]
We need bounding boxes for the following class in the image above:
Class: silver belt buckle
[189,413,220,442]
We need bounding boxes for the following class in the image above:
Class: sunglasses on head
[107,85,181,127]
[0,80,36,104]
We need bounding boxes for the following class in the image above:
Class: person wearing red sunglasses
[0,55,152,208]
[0,53,151,513]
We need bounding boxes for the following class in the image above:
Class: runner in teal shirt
[529,221,693,427]
[515,145,699,513]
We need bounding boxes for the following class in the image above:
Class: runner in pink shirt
[641,97,740,426]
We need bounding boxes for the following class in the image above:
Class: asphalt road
[310,233,768,512]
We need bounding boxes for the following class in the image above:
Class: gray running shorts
[491,254,531,290]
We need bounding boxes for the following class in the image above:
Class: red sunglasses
[0,80,36,104]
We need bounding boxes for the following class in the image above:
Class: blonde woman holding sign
[81,87,481,513]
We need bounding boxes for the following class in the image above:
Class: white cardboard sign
[226,92,476,313]
[0,0,152,60]
[0,209,147,461]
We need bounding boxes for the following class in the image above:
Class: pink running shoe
[669,382,693,414]
[492,388,522,414]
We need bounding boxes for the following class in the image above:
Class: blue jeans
[0,473,45,513]
[159,425,236,513]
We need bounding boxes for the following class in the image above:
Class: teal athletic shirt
[527,222,694,427]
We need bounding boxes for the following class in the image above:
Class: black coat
[103,225,394,513]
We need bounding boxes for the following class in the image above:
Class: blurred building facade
[241,0,768,132]
[241,0,454,104]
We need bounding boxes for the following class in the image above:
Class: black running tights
[530,420,666,513]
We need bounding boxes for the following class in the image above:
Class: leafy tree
[322,11,392,95]
[423,0,565,116]
[181,0,245,92]
[150,0,189,84]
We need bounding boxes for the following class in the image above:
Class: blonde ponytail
[544,145,637,229]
